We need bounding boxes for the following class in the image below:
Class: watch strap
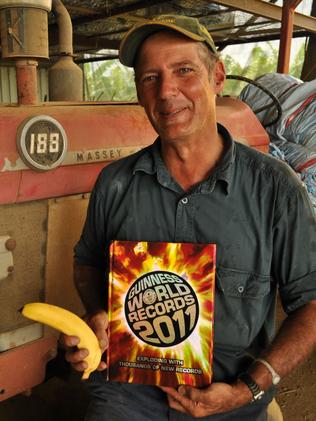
[255,358,281,385]
[238,372,265,402]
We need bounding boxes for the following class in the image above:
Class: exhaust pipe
[49,0,83,101]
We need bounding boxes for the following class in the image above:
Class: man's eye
[142,75,157,83]
[179,67,193,75]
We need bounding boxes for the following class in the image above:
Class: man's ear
[213,60,226,94]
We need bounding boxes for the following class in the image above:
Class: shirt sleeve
[74,178,107,272]
[272,179,316,314]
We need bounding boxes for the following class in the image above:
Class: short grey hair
[197,42,220,75]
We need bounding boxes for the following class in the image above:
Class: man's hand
[161,380,252,418]
[59,309,109,373]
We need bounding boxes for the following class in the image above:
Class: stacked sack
[239,73,316,211]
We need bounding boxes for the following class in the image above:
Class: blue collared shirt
[75,124,316,382]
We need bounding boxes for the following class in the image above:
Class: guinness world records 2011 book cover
[107,240,216,387]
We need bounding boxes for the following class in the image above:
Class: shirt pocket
[214,266,271,350]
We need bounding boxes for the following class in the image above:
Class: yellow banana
[21,302,102,380]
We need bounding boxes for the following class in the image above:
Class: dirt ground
[274,302,316,421]
[1,302,316,421]
[277,355,316,421]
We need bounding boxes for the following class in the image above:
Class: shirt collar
[199,123,235,195]
[134,140,183,193]
[133,144,157,175]
[133,123,236,195]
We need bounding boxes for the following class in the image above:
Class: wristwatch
[255,358,281,385]
[238,373,265,402]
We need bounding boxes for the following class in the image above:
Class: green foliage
[84,59,137,101]
[222,42,279,96]
[222,41,304,97]
[290,43,305,78]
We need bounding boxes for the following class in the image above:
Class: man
[63,15,316,421]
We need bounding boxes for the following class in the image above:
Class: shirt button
[181,197,189,204]
[237,286,244,293]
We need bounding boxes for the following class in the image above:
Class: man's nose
[158,74,177,99]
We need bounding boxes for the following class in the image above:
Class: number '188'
[29,133,60,154]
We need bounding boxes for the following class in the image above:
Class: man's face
[135,31,225,143]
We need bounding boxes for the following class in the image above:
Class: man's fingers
[88,311,109,352]
[160,387,187,413]
[161,386,196,414]
[98,337,108,352]
[162,385,208,417]
[93,311,109,329]
[71,361,88,372]
[59,334,80,348]
[178,385,204,403]
[58,311,109,373]
[65,347,89,364]
[160,386,177,396]
[63,343,106,373]
[97,361,107,371]
[89,310,108,331]
[167,395,187,413]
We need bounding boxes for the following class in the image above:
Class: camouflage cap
[119,14,217,67]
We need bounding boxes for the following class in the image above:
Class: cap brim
[119,22,205,67]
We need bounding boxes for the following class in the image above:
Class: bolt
[5,238,16,251]
[7,266,14,273]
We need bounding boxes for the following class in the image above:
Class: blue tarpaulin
[239,73,316,211]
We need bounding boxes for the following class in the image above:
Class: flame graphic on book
[107,241,216,387]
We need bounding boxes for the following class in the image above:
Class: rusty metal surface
[0,99,268,205]
[0,102,155,203]
[0,7,49,59]
[0,336,57,401]
[0,200,47,332]
[0,1,52,11]
[216,97,269,149]
[49,0,83,101]
[52,0,73,55]
[49,56,83,101]
[45,196,88,319]
[277,0,303,74]
[0,236,14,281]
[16,60,38,105]
[0,322,43,352]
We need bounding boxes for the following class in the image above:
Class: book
[107,240,216,387]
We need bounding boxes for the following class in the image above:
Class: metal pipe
[49,0,83,100]
[16,59,38,105]
[51,0,73,55]
[0,1,51,11]
[277,0,303,73]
